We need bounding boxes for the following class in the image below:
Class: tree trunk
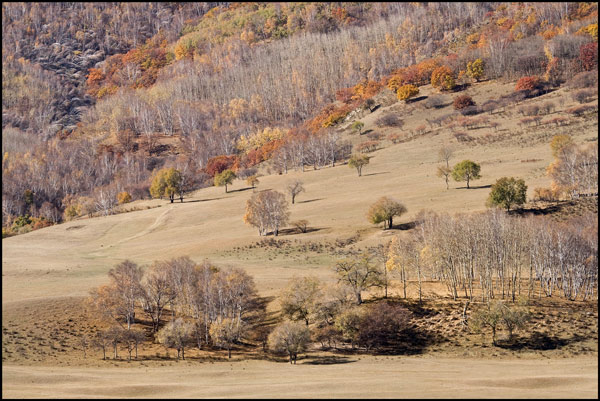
[102,347,106,360]
[228,347,231,359]
[388,217,393,229]
[181,346,185,360]
[225,184,228,193]
[356,291,362,305]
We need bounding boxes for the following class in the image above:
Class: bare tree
[286,180,305,204]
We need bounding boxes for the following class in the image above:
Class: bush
[366,131,383,141]
[459,105,481,116]
[387,133,402,144]
[374,114,403,128]
[515,76,540,91]
[431,66,456,91]
[355,141,380,153]
[453,94,475,110]
[357,302,411,351]
[291,219,309,233]
[425,95,448,109]
[567,71,598,89]
[518,104,540,116]
[572,89,597,104]
[567,104,597,117]
[481,99,499,114]
[117,191,132,205]
[396,84,419,102]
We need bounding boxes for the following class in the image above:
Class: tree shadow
[389,221,416,231]
[496,332,583,351]
[268,227,324,236]
[511,200,577,217]
[297,198,324,204]
[362,171,390,177]
[361,129,374,136]
[184,197,224,203]
[227,187,253,193]
[455,184,492,190]
[302,355,356,365]
[408,95,428,103]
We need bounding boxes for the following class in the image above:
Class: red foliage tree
[453,95,476,110]
[515,76,540,91]
[204,155,238,177]
[579,42,598,71]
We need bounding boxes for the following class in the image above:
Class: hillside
[2,2,598,399]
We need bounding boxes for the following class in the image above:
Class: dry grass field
[2,80,598,398]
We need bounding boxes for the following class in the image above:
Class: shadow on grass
[297,198,324,204]
[455,184,492,190]
[408,95,428,103]
[302,355,356,365]
[227,187,253,193]
[362,171,390,177]
[184,197,224,203]
[496,332,584,351]
[389,221,416,231]
[266,227,324,236]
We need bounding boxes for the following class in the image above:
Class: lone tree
[334,252,382,305]
[268,321,311,364]
[243,190,290,236]
[351,121,364,135]
[452,160,481,189]
[487,177,528,211]
[366,196,407,230]
[396,84,419,102]
[214,169,236,193]
[286,180,305,204]
[437,165,452,189]
[150,167,183,203]
[348,154,370,177]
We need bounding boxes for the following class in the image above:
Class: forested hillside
[2,2,598,235]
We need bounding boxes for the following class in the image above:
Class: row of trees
[388,209,598,303]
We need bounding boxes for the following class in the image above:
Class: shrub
[453,95,476,110]
[515,76,540,91]
[414,125,427,135]
[459,105,481,116]
[355,141,380,153]
[117,191,132,205]
[481,99,499,114]
[431,66,456,91]
[518,104,540,116]
[366,131,383,141]
[291,219,309,233]
[374,114,403,128]
[396,84,420,102]
[579,42,598,71]
[357,302,411,351]
[572,89,597,104]
[567,104,597,117]
[567,71,598,89]
[387,133,402,144]
[425,95,448,109]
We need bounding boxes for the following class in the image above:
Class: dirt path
[2,356,597,398]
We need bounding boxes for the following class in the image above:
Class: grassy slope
[2,79,598,398]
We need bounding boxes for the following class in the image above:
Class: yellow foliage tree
[396,84,419,102]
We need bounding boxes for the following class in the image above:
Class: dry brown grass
[2,79,598,398]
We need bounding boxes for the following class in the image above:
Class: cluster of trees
[389,209,598,302]
[435,146,482,190]
[276,274,413,359]
[88,257,262,360]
